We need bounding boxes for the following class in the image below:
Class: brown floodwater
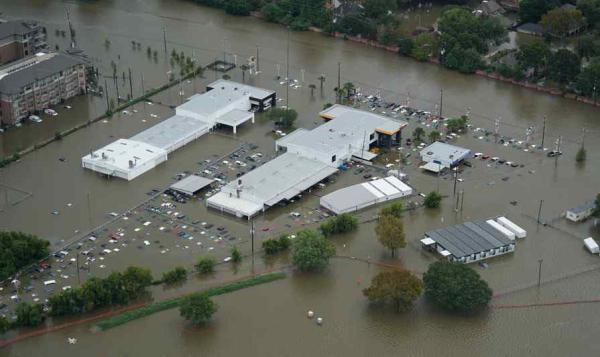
[0,0,599,355]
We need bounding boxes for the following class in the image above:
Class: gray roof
[517,23,546,35]
[170,175,214,196]
[130,115,210,152]
[567,201,595,215]
[0,20,39,39]
[425,220,513,258]
[0,53,84,94]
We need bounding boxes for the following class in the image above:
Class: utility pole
[162,27,167,54]
[104,79,110,112]
[251,219,255,255]
[453,167,458,196]
[140,73,145,94]
[337,62,341,103]
[128,68,133,99]
[537,199,544,224]
[439,88,443,118]
[537,258,543,287]
[113,74,120,102]
[286,26,290,109]
[460,190,465,212]
[256,46,260,73]
[494,117,501,143]
[541,116,546,149]
[554,136,562,166]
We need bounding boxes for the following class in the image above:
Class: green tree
[364,0,398,20]
[380,201,404,218]
[446,116,469,133]
[424,191,442,208]
[338,14,378,39]
[576,57,600,97]
[519,0,558,23]
[577,0,600,29]
[162,267,188,284]
[196,256,216,274]
[263,235,292,255]
[443,46,482,73]
[180,293,217,325]
[224,0,251,16]
[423,261,492,313]
[320,213,359,237]
[120,266,153,301]
[576,34,600,60]
[375,214,406,257]
[15,302,45,327]
[428,130,441,142]
[0,316,10,334]
[411,32,438,61]
[547,49,580,85]
[231,246,242,263]
[292,230,336,272]
[540,8,584,38]
[0,231,50,281]
[397,37,415,56]
[262,3,285,23]
[516,41,551,76]
[412,127,425,142]
[363,270,423,312]
[268,107,297,129]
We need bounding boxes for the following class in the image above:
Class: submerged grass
[96,272,286,330]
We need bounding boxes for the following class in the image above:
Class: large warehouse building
[207,106,408,218]
[81,80,275,180]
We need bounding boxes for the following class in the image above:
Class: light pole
[537,258,543,287]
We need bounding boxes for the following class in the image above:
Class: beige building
[0,52,87,125]
[0,20,47,65]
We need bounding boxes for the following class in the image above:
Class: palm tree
[318,75,326,92]
[428,130,441,143]
[342,82,355,101]
[308,84,316,97]
[413,127,425,142]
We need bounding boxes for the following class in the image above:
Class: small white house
[566,202,595,222]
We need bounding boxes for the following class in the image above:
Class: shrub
[424,191,442,208]
[179,293,217,325]
[196,256,216,274]
[262,235,291,255]
[162,267,188,284]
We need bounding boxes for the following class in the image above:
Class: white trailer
[584,237,599,254]
[486,219,516,241]
[496,216,527,239]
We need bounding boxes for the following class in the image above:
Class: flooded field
[0,0,599,355]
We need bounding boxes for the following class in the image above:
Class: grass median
[96,272,286,331]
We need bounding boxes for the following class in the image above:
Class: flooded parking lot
[0,0,599,355]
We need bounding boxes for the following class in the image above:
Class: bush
[196,256,216,274]
[162,267,188,285]
[15,302,45,327]
[319,213,359,237]
[292,230,336,272]
[224,0,251,16]
[179,293,217,325]
[424,191,442,208]
[397,37,414,56]
[380,202,404,218]
[262,3,285,23]
[231,246,242,263]
[262,235,291,255]
[423,261,492,313]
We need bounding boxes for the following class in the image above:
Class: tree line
[0,231,50,282]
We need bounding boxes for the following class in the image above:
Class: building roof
[517,23,546,35]
[130,115,210,152]
[567,201,595,215]
[425,220,513,258]
[207,79,275,100]
[170,175,214,196]
[0,20,40,39]
[284,105,407,154]
[420,142,472,165]
[0,52,84,94]
[320,176,413,214]
[475,0,504,15]
[216,109,253,127]
[81,139,167,176]
[179,88,248,117]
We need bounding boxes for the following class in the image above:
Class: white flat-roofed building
[81,139,167,180]
[82,81,274,180]
[420,141,472,170]
[207,152,337,218]
[276,105,407,166]
[320,176,413,214]
[565,201,595,222]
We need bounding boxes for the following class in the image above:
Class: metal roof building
[419,141,472,170]
[421,220,515,264]
[207,152,337,218]
[170,175,214,196]
[82,81,273,180]
[320,176,413,214]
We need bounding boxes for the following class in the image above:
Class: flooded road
[0,0,599,355]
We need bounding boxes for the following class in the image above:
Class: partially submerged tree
[375,214,406,257]
[180,293,217,325]
[268,107,297,129]
[423,261,492,313]
[424,191,442,209]
[196,256,216,274]
[363,270,423,312]
[292,230,336,272]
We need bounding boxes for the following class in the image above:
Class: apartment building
[0,20,47,65]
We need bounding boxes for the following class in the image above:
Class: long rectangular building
[81,80,275,180]
[207,105,408,218]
